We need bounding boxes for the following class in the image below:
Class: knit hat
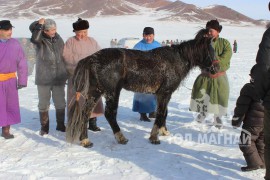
[143,27,154,35]
[73,18,89,32]
[0,20,14,30]
[44,19,56,30]
[206,19,222,32]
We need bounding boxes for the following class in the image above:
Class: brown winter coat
[63,36,104,118]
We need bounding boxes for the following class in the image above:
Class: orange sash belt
[0,72,16,81]
[201,71,225,78]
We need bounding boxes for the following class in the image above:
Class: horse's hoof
[115,131,128,144]
[149,138,161,144]
[119,139,129,145]
[149,136,160,144]
[80,138,93,148]
[83,143,93,148]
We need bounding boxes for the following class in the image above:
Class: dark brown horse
[66,29,215,147]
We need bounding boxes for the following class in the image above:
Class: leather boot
[56,109,66,132]
[140,113,151,122]
[88,117,101,131]
[195,112,206,123]
[40,111,49,136]
[1,126,14,139]
[214,116,223,129]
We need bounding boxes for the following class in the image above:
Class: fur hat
[0,20,14,30]
[73,18,89,32]
[44,19,56,30]
[206,19,222,32]
[143,27,154,35]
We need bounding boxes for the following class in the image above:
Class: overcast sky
[175,0,269,20]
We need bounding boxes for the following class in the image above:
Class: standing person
[253,3,270,179]
[166,40,170,46]
[114,38,118,47]
[29,18,68,136]
[233,40,238,53]
[189,19,232,129]
[63,18,104,132]
[232,64,265,171]
[110,39,115,48]
[161,40,166,46]
[132,27,161,122]
[0,20,28,139]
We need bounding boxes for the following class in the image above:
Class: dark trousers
[265,109,270,180]
[239,126,264,168]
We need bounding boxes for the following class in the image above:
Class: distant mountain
[157,1,215,22]
[203,5,261,25]
[0,0,266,26]
[0,0,137,18]
[125,0,171,8]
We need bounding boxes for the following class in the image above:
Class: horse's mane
[171,28,210,68]
[195,28,209,41]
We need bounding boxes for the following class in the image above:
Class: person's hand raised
[38,18,45,25]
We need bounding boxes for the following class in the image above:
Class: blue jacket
[133,39,161,51]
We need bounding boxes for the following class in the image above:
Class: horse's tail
[66,92,84,143]
[66,61,91,143]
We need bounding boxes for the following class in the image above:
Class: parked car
[116,37,140,49]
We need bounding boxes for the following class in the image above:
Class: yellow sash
[0,72,16,81]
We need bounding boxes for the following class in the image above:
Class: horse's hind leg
[79,122,93,148]
[149,93,171,144]
[79,92,101,148]
[104,89,128,144]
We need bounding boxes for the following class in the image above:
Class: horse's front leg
[104,90,128,144]
[149,93,171,144]
[158,110,170,136]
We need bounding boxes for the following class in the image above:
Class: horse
[66,28,215,148]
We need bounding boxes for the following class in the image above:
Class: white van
[116,37,140,49]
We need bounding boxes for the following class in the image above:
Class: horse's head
[194,28,215,70]
[171,30,215,70]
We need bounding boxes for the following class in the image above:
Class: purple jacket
[0,38,28,127]
[0,38,28,85]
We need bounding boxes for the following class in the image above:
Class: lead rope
[68,91,87,108]
[182,84,192,91]
[76,92,81,101]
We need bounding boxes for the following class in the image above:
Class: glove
[209,60,220,74]
[231,116,242,128]
[17,85,26,89]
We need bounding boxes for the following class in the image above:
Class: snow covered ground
[0,14,267,179]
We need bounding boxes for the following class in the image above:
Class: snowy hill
[0,0,266,26]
